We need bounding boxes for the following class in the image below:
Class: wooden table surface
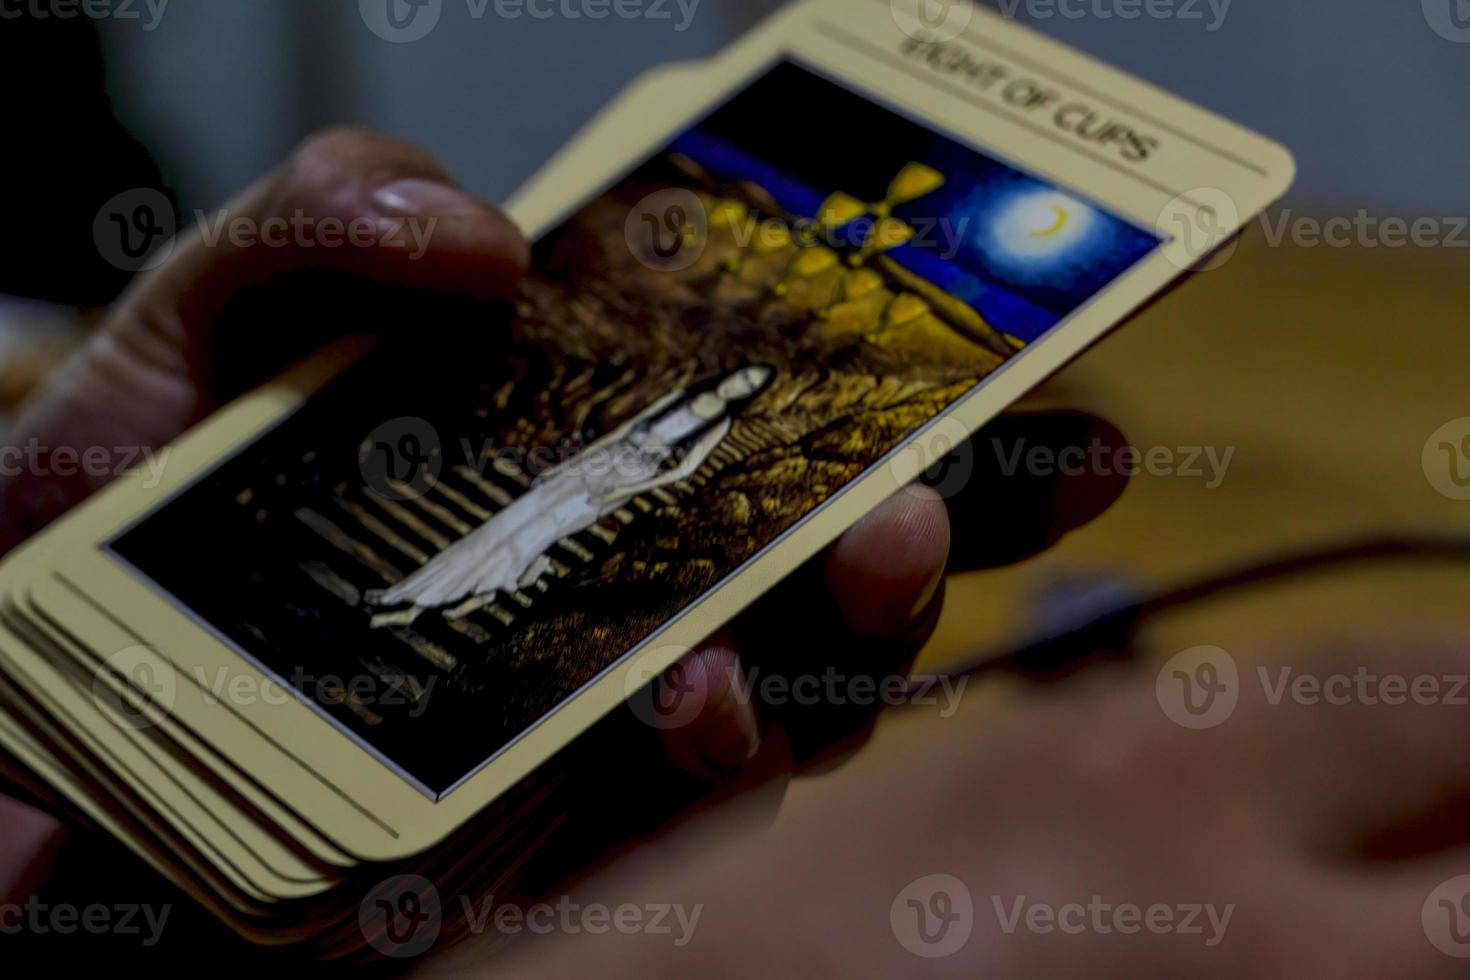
[784,225,1470,807]
[925,230,1470,667]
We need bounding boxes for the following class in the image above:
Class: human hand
[504,636,1470,977]
[0,131,1129,923]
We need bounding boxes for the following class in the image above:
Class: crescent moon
[1031,205,1070,239]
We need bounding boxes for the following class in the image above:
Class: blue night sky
[670,64,1160,342]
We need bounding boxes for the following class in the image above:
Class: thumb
[126,127,530,339]
[0,130,527,553]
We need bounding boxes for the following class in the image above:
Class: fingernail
[909,564,944,621]
[696,715,761,773]
[372,178,485,218]
[695,675,761,772]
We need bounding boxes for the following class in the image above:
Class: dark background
[5,0,1466,312]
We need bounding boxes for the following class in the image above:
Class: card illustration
[111,62,1160,797]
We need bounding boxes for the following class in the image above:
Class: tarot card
[15,577,399,863]
[509,60,713,229]
[9,578,361,872]
[0,62,719,869]
[12,0,1293,857]
[0,605,337,903]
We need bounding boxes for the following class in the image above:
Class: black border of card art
[109,60,1162,799]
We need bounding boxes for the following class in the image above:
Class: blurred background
[2,0,1468,698]
[7,0,1465,295]
[78,1,1470,217]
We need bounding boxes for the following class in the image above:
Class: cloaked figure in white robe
[369,365,774,618]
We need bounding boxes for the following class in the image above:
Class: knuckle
[267,127,447,220]
[278,127,440,200]
[292,126,383,169]
[262,128,381,215]
[281,127,380,191]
